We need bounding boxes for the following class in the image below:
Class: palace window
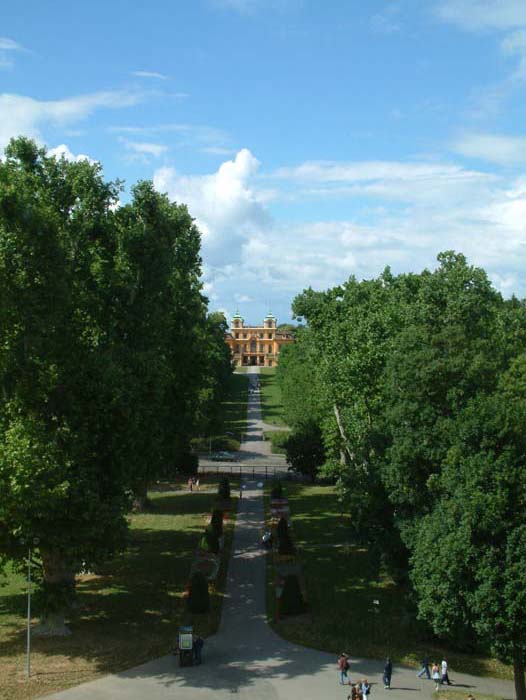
[267,333,273,339]
[235,332,239,339]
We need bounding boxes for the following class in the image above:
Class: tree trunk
[132,480,150,512]
[34,550,73,636]
[514,654,526,700]
[333,404,353,462]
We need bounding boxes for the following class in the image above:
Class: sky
[2,0,526,324]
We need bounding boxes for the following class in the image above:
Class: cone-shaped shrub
[204,526,220,554]
[188,571,210,613]
[218,477,230,500]
[278,529,296,555]
[276,516,288,540]
[270,481,283,499]
[280,574,305,615]
[210,509,223,537]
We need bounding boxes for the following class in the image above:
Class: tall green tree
[0,138,129,631]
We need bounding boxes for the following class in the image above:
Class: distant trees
[277,252,526,697]
[0,138,231,631]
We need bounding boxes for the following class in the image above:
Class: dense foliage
[278,252,526,698]
[0,138,231,629]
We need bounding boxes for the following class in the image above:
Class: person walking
[192,635,204,664]
[338,652,350,685]
[432,662,441,691]
[383,658,392,689]
[441,658,451,685]
[417,654,431,679]
[361,678,371,697]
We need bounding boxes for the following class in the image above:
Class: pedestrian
[348,684,358,700]
[432,662,440,691]
[188,477,193,492]
[361,678,371,697]
[193,635,204,665]
[441,658,451,685]
[417,654,431,679]
[383,658,392,689]
[195,477,200,492]
[338,652,350,685]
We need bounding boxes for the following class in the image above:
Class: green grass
[265,483,513,681]
[0,485,236,700]
[193,372,249,452]
[259,368,287,427]
[263,430,290,454]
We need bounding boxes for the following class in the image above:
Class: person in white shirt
[441,658,451,685]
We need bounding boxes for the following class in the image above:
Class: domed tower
[264,312,276,329]
[231,311,244,331]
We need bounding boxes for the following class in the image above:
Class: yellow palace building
[225,313,294,367]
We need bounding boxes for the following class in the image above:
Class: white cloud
[48,144,95,164]
[435,1,526,31]
[124,140,168,158]
[153,149,526,322]
[0,90,142,152]
[154,148,269,263]
[131,70,168,80]
[0,36,24,70]
[452,132,526,165]
[110,122,229,152]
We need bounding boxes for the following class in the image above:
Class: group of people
[187,476,200,491]
[339,654,453,693]
[418,656,451,691]
[338,653,371,698]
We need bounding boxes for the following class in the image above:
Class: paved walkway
[46,368,516,700]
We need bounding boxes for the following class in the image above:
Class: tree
[410,363,526,700]
[284,422,325,480]
[0,138,129,631]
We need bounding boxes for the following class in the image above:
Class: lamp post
[19,537,40,680]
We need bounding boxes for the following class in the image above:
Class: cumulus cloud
[48,144,95,163]
[154,148,270,263]
[154,149,526,322]
[0,90,142,152]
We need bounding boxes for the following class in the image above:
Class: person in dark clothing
[193,636,204,664]
[383,658,392,689]
[417,655,431,679]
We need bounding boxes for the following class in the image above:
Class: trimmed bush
[177,452,198,476]
[210,509,223,537]
[270,481,283,499]
[188,571,210,613]
[278,529,296,555]
[276,516,288,540]
[201,525,219,554]
[280,574,305,615]
[218,477,231,500]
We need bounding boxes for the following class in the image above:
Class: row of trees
[277,252,526,699]
[0,138,231,630]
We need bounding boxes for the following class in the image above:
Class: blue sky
[2,0,526,323]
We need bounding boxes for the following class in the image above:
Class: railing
[198,464,293,479]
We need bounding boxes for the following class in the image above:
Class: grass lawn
[0,483,236,700]
[265,483,512,682]
[193,372,249,452]
[259,368,287,427]
[263,430,290,454]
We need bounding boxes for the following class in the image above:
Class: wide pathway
[46,368,516,700]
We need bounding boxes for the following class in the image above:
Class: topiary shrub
[278,529,296,555]
[276,516,288,540]
[188,571,210,613]
[280,574,305,615]
[177,452,198,476]
[210,509,223,537]
[218,477,231,500]
[201,525,219,554]
[270,481,283,499]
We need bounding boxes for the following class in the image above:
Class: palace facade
[225,313,294,367]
